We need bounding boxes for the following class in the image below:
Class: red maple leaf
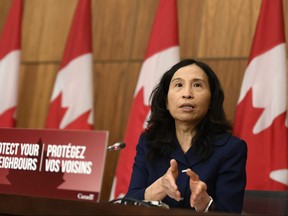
[45,93,68,129]
[0,107,16,127]
[234,89,288,190]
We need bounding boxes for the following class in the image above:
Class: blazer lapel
[169,133,231,168]
[169,142,203,168]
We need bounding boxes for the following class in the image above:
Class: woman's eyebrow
[171,77,182,83]
[193,78,205,82]
[171,77,205,83]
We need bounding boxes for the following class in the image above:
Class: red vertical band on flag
[60,0,92,70]
[112,0,180,199]
[0,0,22,59]
[0,0,22,128]
[233,0,288,190]
[0,0,22,185]
[248,0,285,63]
[145,0,179,59]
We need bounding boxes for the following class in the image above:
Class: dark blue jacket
[125,132,247,213]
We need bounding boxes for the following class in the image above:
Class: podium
[0,128,108,202]
[2,192,288,215]
[0,193,236,216]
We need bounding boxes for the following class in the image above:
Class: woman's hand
[186,169,211,212]
[144,159,181,201]
[161,159,181,201]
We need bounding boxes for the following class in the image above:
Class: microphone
[107,142,126,151]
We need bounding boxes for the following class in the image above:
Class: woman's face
[166,64,211,126]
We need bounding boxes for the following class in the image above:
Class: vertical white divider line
[39,143,45,172]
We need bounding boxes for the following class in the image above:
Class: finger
[192,181,207,197]
[190,188,203,207]
[174,190,181,201]
[167,185,182,201]
[186,169,199,182]
[163,162,178,191]
[169,159,178,173]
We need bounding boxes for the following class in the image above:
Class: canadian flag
[45,0,94,130]
[233,0,288,190]
[0,0,22,127]
[111,0,180,199]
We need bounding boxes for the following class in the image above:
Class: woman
[124,59,247,213]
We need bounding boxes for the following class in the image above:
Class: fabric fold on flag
[233,0,288,190]
[111,0,180,200]
[45,0,94,130]
[0,0,22,128]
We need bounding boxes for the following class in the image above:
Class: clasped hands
[162,159,211,212]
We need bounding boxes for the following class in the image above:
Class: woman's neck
[175,122,196,153]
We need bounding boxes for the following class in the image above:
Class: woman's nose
[182,94,192,99]
[182,88,193,99]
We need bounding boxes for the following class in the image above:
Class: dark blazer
[124,132,247,213]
